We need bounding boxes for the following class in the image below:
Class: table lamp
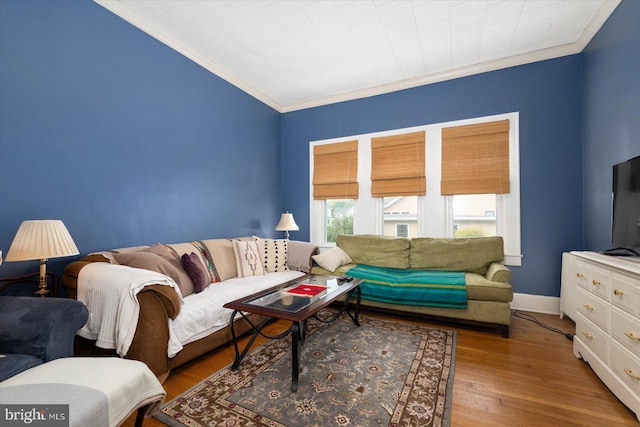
[275,212,299,239]
[5,220,79,296]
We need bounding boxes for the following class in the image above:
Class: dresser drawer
[576,313,609,363]
[612,273,639,316]
[589,265,612,301]
[576,287,610,332]
[611,340,640,396]
[612,307,640,358]
[575,260,591,290]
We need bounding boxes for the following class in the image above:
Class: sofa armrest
[486,262,511,283]
[62,256,111,299]
[63,260,182,379]
[287,240,320,273]
[0,297,88,362]
[124,285,179,379]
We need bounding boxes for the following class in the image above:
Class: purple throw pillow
[181,252,209,293]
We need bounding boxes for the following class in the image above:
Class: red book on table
[286,284,327,297]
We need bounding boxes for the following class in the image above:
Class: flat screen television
[607,155,640,256]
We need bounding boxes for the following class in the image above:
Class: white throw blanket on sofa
[77,263,183,357]
[77,262,306,358]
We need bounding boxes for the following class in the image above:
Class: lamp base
[34,287,51,296]
[36,259,50,297]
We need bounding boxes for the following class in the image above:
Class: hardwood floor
[124,310,639,427]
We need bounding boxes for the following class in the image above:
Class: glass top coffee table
[223,274,362,392]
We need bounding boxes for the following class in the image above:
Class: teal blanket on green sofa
[347,265,467,308]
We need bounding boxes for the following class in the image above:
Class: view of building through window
[383,196,418,237]
[452,194,497,237]
[325,199,354,242]
[379,195,496,238]
[326,195,497,241]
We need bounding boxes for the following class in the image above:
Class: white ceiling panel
[95,0,621,112]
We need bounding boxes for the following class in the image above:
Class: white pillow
[253,236,289,273]
[312,246,353,272]
[232,240,265,278]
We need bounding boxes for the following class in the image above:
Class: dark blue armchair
[0,297,88,381]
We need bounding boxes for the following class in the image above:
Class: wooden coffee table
[223,274,362,392]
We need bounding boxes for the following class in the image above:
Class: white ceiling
[96,0,620,112]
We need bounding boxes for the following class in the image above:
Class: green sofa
[311,235,513,337]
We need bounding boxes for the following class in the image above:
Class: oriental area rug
[155,311,456,427]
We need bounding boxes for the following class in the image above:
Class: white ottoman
[0,357,165,427]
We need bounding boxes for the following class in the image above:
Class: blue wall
[281,57,585,297]
[0,0,281,277]
[582,0,640,251]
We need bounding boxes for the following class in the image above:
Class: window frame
[309,112,522,266]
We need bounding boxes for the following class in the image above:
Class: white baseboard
[511,292,561,316]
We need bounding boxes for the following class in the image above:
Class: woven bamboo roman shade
[313,140,359,200]
[441,120,510,195]
[371,131,426,197]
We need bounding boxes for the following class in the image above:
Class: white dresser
[561,251,640,421]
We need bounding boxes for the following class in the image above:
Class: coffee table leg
[291,321,302,392]
[230,310,242,370]
[354,285,361,326]
[343,286,361,327]
[230,311,287,371]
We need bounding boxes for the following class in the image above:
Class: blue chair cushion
[0,354,43,382]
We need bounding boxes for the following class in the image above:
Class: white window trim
[309,112,522,266]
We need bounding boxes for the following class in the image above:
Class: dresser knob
[582,332,593,339]
[592,280,601,286]
[583,304,594,311]
[613,289,624,296]
[625,331,640,341]
[576,273,584,278]
[624,368,640,380]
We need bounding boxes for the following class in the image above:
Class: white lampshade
[275,212,299,232]
[6,220,79,262]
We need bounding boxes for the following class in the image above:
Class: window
[383,197,417,237]
[452,194,496,238]
[395,223,409,238]
[325,199,354,243]
[310,112,521,266]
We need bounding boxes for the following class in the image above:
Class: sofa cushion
[312,246,353,272]
[311,265,513,303]
[409,236,505,274]
[254,237,289,273]
[201,239,237,281]
[232,240,265,278]
[112,245,195,297]
[181,253,210,293]
[337,234,410,269]
[347,265,467,308]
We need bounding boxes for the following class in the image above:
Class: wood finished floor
[124,311,639,427]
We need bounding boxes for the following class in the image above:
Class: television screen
[611,155,640,254]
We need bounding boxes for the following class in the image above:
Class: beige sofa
[311,235,513,337]
[62,237,318,382]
